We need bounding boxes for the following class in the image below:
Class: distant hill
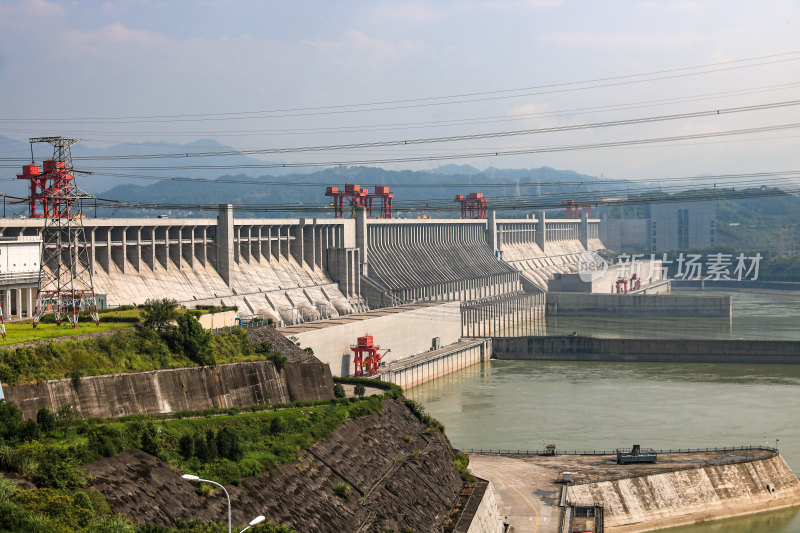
[96,164,637,218]
[0,135,305,201]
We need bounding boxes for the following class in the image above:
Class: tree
[172,313,214,366]
[0,400,22,441]
[56,404,77,437]
[140,298,179,332]
[36,408,56,434]
[141,422,161,456]
[178,434,195,459]
[333,383,346,398]
[354,383,366,398]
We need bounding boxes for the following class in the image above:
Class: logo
[578,251,609,283]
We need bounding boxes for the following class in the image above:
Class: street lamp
[240,515,266,533]
[181,475,265,533]
[182,474,232,533]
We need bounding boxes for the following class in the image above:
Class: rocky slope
[83,399,463,532]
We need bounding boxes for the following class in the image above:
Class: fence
[459,444,777,456]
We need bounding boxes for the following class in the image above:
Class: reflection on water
[409,291,800,532]
[660,507,800,533]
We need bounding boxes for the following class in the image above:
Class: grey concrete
[4,360,334,420]
[546,292,730,316]
[492,336,800,364]
[278,301,461,376]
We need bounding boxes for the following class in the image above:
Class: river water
[407,289,800,532]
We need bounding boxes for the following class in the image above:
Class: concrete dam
[0,205,602,325]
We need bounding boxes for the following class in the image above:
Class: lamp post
[240,515,265,533]
[182,474,232,533]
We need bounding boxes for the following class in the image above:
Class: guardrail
[460,444,778,456]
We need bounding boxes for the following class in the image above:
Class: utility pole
[26,137,99,328]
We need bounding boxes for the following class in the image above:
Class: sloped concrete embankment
[567,454,800,532]
[83,399,464,533]
[4,360,333,419]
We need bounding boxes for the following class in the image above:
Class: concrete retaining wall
[4,360,334,420]
[280,302,461,377]
[197,310,238,329]
[546,292,731,316]
[567,454,800,532]
[378,339,490,390]
[492,336,800,364]
[464,480,504,533]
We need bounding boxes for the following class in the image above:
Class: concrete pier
[492,336,800,364]
[378,338,491,390]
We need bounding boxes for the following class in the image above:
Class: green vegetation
[403,398,444,433]
[0,393,391,532]
[332,482,351,498]
[0,320,287,386]
[0,321,132,348]
[453,451,476,483]
[353,383,366,397]
[333,383,346,398]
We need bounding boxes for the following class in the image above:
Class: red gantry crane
[454,192,487,219]
[325,184,394,218]
[351,335,390,376]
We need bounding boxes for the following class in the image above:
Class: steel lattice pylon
[29,137,99,328]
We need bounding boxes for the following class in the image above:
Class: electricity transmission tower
[28,137,99,328]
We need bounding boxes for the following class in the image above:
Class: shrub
[332,482,351,498]
[353,384,365,398]
[36,409,56,434]
[170,314,214,367]
[140,423,161,457]
[453,451,476,483]
[178,434,195,459]
[140,299,179,332]
[268,353,287,372]
[333,383,345,398]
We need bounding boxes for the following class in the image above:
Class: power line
[3,51,800,123]
[40,121,799,171]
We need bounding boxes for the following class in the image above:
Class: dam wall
[3,360,334,420]
[362,216,520,308]
[567,453,800,532]
[495,212,603,292]
[0,210,360,322]
[492,336,800,364]
[546,292,731,316]
[0,206,603,321]
[278,302,462,376]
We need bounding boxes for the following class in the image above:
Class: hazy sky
[1,0,799,180]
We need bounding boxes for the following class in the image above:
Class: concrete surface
[4,360,334,419]
[469,449,799,533]
[492,336,800,364]
[279,301,461,376]
[545,292,731,317]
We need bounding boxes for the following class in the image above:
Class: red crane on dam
[325,184,394,218]
[351,335,390,376]
[454,192,488,219]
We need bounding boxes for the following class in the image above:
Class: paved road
[470,454,562,533]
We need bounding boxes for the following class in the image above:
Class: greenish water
[408,290,800,532]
